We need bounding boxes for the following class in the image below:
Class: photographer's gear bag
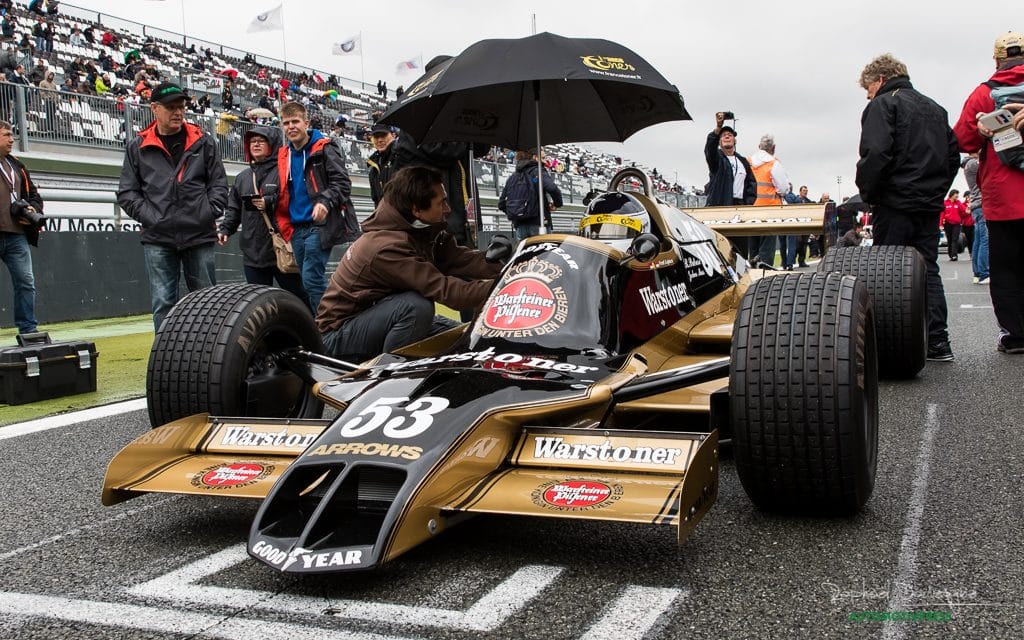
[0,332,99,405]
[253,174,299,274]
[500,171,539,223]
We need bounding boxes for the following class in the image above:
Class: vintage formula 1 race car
[103,169,926,574]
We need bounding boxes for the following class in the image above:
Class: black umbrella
[838,194,871,212]
[379,32,690,233]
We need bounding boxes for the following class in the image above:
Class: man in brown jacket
[316,166,502,361]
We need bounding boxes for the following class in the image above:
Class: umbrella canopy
[123,49,141,64]
[218,67,239,80]
[378,31,690,149]
[838,194,871,212]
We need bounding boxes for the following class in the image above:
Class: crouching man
[316,166,503,362]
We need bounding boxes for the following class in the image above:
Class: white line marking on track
[580,585,683,640]
[0,398,147,441]
[0,592,413,640]
[959,304,993,309]
[882,403,940,640]
[942,272,958,281]
[130,544,564,632]
[0,495,179,561]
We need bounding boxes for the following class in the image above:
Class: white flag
[395,56,422,75]
[247,5,283,33]
[332,35,361,56]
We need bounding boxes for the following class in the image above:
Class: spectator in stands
[316,166,503,362]
[95,72,111,95]
[221,82,234,111]
[366,123,396,206]
[498,148,563,241]
[101,31,118,49]
[27,0,45,14]
[273,101,353,313]
[32,17,46,52]
[838,220,866,247]
[7,63,29,86]
[42,19,53,52]
[18,33,32,56]
[29,57,46,85]
[117,82,228,331]
[0,15,15,41]
[856,53,959,362]
[704,111,755,207]
[59,76,75,94]
[218,125,308,306]
[68,26,82,46]
[83,25,94,45]
[0,121,45,334]
[395,85,404,100]
[0,46,15,76]
[47,0,59,17]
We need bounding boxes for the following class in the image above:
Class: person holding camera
[953,31,1024,355]
[0,121,45,334]
[703,111,755,208]
[217,125,308,307]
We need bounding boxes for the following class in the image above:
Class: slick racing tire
[730,273,878,515]
[147,284,323,427]
[818,245,927,378]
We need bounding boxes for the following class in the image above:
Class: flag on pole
[332,35,361,56]
[395,55,422,75]
[247,5,283,33]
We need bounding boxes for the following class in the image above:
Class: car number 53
[338,396,450,439]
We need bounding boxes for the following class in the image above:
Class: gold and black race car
[103,169,927,574]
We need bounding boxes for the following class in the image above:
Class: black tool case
[0,332,99,405]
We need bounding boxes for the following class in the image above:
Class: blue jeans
[971,207,989,280]
[321,291,459,362]
[514,224,540,241]
[0,232,37,333]
[290,225,330,314]
[779,235,797,268]
[143,243,216,331]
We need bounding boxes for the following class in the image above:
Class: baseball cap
[994,31,1023,59]
[720,125,737,136]
[150,82,189,104]
[370,123,392,135]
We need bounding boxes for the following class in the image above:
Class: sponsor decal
[580,55,637,73]
[700,213,814,225]
[191,462,273,490]
[533,436,684,466]
[406,67,445,98]
[579,213,643,232]
[651,258,675,269]
[639,282,691,315]
[517,242,580,270]
[484,279,557,330]
[454,108,498,131]
[308,441,423,460]
[217,426,318,450]
[134,425,180,446]
[237,299,279,352]
[252,540,363,571]
[383,347,599,375]
[682,256,713,278]
[531,478,623,511]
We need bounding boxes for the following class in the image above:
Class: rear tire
[818,245,926,378]
[730,273,878,515]
[147,284,323,427]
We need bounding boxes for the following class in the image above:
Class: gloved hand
[485,234,514,264]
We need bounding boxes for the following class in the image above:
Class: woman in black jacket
[217,125,308,306]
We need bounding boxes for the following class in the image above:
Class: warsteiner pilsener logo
[580,55,636,73]
[484,279,556,330]
[532,478,623,511]
[192,462,273,490]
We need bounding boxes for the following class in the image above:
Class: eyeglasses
[156,102,186,112]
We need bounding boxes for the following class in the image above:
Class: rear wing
[682,202,836,240]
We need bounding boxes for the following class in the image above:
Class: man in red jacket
[953,31,1024,354]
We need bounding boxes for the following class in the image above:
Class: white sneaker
[973,276,979,284]
[979,277,990,285]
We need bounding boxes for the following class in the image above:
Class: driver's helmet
[578,192,651,249]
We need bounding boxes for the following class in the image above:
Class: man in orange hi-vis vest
[748,134,790,266]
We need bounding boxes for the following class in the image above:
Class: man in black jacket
[855,54,960,362]
[117,82,228,330]
[366,123,396,206]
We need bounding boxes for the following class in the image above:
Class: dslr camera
[721,111,735,120]
[11,199,44,228]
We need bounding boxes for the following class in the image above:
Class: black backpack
[501,171,539,223]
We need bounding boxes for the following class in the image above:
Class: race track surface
[1,258,1021,639]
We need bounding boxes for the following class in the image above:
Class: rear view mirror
[628,233,661,263]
